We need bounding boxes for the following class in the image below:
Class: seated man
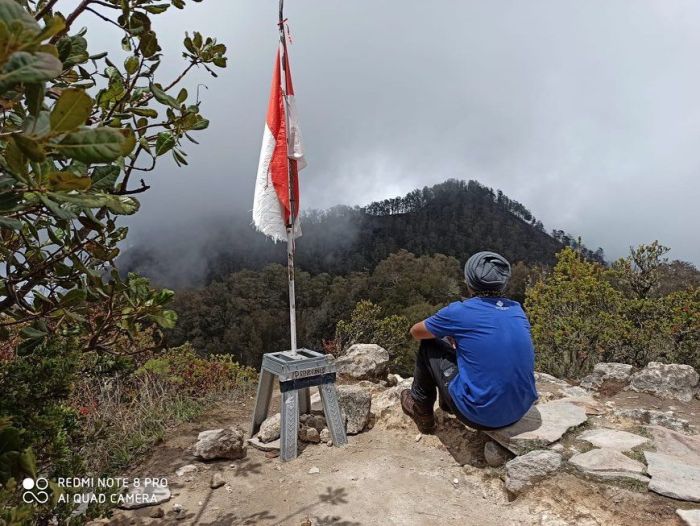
[401,251,537,433]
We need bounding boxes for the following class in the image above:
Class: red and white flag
[253,42,306,242]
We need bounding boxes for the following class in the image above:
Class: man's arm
[409,320,436,340]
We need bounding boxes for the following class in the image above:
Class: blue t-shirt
[424,297,537,428]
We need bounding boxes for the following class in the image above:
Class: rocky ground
[97,346,700,526]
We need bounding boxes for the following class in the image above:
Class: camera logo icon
[21,477,49,504]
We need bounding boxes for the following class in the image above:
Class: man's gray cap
[464,251,511,292]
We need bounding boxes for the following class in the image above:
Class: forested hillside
[121,179,603,287]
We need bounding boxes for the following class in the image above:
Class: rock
[485,401,588,454]
[647,426,700,465]
[677,509,700,526]
[505,450,562,494]
[118,485,171,510]
[172,503,186,520]
[484,441,512,467]
[148,508,165,519]
[320,428,331,443]
[335,343,390,381]
[614,408,694,433]
[210,473,225,489]
[534,372,571,388]
[569,448,648,482]
[577,428,649,451]
[300,427,321,443]
[645,451,700,502]
[372,378,413,415]
[313,416,326,432]
[628,362,699,402]
[175,464,198,477]
[193,427,246,460]
[258,413,281,443]
[337,384,372,434]
[308,466,320,474]
[556,396,606,416]
[247,436,280,452]
[387,373,404,386]
[579,363,634,393]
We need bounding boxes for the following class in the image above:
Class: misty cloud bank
[89,1,700,267]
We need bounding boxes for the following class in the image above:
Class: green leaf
[138,30,160,58]
[12,134,45,161]
[155,132,175,156]
[57,35,88,68]
[25,82,45,116]
[149,81,179,108]
[124,55,139,74]
[20,327,47,339]
[150,309,177,329]
[144,3,170,14]
[91,165,120,191]
[47,171,92,191]
[0,0,40,34]
[0,216,21,230]
[50,89,94,131]
[22,111,50,137]
[59,288,86,308]
[54,127,125,163]
[39,194,76,219]
[104,194,139,215]
[129,107,158,118]
[0,52,63,93]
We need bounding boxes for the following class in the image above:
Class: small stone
[305,416,317,430]
[210,472,225,489]
[505,450,562,494]
[337,384,372,434]
[300,413,310,424]
[313,416,326,432]
[387,373,404,386]
[452,478,459,485]
[193,427,246,460]
[148,508,165,519]
[258,413,281,443]
[320,428,331,442]
[175,464,197,477]
[415,433,422,442]
[304,428,321,444]
[308,466,320,474]
[484,440,512,467]
[118,485,171,510]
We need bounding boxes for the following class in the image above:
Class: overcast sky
[90,0,700,264]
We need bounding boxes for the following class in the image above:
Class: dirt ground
[105,390,695,526]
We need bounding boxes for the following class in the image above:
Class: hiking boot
[400,389,436,434]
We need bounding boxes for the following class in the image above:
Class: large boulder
[257,413,280,443]
[579,363,634,394]
[335,344,390,381]
[193,427,247,460]
[337,384,372,434]
[628,362,699,402]
[505,450,562,494]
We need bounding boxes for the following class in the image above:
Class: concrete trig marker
[250,349,348,461]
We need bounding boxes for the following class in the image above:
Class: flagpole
[279,0,298,354]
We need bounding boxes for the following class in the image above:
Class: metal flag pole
[279,0,297,354]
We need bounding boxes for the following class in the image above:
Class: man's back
[424,296,537,428]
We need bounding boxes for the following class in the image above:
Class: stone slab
[247,436,281,452]
[645,451,700,502]
[569,448,647,481]
[677,509,700,526]
[485,401,588,454]
[577,428,649,451]
[647,426,700,466]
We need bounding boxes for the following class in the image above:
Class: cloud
[87,0,700,264]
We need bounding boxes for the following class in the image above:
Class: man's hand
[409,321,436,340]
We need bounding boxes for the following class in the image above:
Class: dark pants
[410,339,501,431]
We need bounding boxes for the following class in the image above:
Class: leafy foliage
[0,0,227,354]
[526,244,700,378]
